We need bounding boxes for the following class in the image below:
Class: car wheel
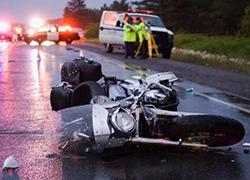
[66,38,73,45]
[162,49,171,59]
[24,39,31,44]
[105,44,113,53]
[37,39,43,45]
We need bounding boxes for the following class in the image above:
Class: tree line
[63,0,250,36]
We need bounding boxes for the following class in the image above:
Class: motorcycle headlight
[111,109,136,134]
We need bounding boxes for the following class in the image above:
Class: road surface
[0,41,249,180]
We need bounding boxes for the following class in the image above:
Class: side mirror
[100,27,104,31]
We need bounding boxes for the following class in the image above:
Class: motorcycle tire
[167,115,245,147]
[70,81,105,107]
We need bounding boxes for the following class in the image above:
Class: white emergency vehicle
[99,10,174,58]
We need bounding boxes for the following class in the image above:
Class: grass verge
[172,33,250,73]
[174,33,250,60]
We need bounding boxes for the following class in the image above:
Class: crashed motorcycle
[52,57,244,154]
[50,57,179,111]
[58,86,245,154]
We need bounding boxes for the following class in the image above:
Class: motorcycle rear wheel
[162,115,245,147]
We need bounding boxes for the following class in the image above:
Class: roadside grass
[173,33,250,73]
[174,33,250,60]
[171,50,250,73]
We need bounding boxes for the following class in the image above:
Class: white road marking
[194,92,250,115]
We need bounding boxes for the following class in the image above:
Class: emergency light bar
[0,21,10,32]
[127,9,155,15]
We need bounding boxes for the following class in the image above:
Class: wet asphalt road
[0,42,250,180]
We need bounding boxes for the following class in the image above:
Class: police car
[0,21,13,42]
[99,10,174,58]
[23,24,80,45]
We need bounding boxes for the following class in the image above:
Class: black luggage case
[61,61,80,86]
[73,57,102,82]
[50,84,73,111]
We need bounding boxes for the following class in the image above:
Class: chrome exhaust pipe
[128,137,208,148]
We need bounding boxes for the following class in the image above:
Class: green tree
[240,5,250,36]
[132,0,250,35]
[64,0,87,27]
[63,0,101,28]
[110,0,130,11]
[64,0,86,13]
[100,3,111,11]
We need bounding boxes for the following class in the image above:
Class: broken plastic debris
[2,156,20,170]
[185,88,194,93]
[242,143,250,154]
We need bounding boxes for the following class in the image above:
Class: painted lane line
[194,92,250,115]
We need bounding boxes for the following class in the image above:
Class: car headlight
[111,108,136,134]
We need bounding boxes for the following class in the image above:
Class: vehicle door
[99,11,119,44]
[47,25,59,42]
[113,14,125,45]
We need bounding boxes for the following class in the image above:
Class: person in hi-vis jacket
[123,16,136,59]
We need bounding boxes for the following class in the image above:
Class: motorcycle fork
[135,108,140,138]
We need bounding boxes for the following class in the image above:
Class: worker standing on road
[123,16,136,59]
[135,17,148,59]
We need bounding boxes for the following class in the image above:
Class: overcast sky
[0,0,115,23]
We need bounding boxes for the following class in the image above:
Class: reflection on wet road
[0,42,249,179]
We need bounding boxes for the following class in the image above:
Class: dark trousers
[125,42,135,58]
[140,39,148,58]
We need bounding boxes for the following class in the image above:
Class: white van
[99,10,174,58]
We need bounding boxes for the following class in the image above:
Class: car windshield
[132,15,165,28]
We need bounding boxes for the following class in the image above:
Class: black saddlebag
[61,61,80,86]
[50,84,73,111]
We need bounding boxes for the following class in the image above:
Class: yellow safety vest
[123,23,137,42]
[136,22,148,43]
